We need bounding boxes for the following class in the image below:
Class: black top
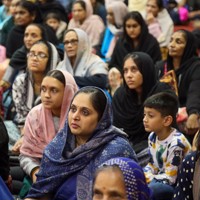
[6,25,25,58]
[0,118,9,181]
[110,30,161,73]
[156,30,200,115]
[74,74,108,89]
[6,24,59,58]
[112,52,171,153]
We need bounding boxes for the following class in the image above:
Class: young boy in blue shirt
[143,92,191,200]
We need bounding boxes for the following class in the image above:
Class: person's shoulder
[105,134,135,153]
[170,129,191,149]
[155,59,165,68]
[13,73,26,86]
[112,86,125,98]
[90,53,106,64]
[90,14,104,24]
[148,132,156,141]
[152,81,173,94]
[11,45,26,57]
[14,72,26,82]
[25,104,43,124]
[28,104,43,115]
[100,135,137,162]
[114,36,124,45]
[182,151,197,166]
[158,8,173,23]
[147,32,159,43]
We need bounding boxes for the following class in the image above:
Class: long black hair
[123,11,148,45]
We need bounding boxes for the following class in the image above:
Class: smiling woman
[24,86,137,200]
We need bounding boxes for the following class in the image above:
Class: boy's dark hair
[144,92,178,126]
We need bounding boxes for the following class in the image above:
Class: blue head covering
[26,86,136,199]
[100,157,153,200]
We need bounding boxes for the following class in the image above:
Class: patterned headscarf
[100,157,153,200]
[26,87,136,199]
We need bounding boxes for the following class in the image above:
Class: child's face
[46,18,60,31]
[143,107,166,133]
[108,70,122,88]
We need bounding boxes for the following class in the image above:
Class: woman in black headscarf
[156,29,200,140]
[109,11,161,73]
[112,52,171,166]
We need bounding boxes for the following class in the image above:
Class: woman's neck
[32,73,44,95]
[135,88,142,103]
[157,127,174,141]
[70,57,76,67]
[75,136,88,147]
[32,72,44,86]
[51,109,61,118]
[172,57,181,70]
[79,17,86,25]
[132,39,139,48]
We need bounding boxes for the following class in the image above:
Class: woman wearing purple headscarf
[93,157,153,200]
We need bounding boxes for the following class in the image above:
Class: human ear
[163,115,173,127]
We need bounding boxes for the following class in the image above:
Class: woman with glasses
[11,40,59,154]
[0,22,60,98]
[7,40,60,196]
[0,23,60,159]
[57,28,108,89]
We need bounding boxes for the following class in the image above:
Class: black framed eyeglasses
[64,39,78,46]
[27,52,49,59]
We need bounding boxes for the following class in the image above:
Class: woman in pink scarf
[68,0,104,47]
[19,70,78,183]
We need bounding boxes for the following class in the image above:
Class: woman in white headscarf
[57,28,108,89]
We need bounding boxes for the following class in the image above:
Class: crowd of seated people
[0,1,200,200]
